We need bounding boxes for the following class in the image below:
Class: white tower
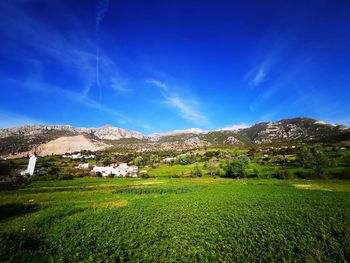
[26,155,37,176]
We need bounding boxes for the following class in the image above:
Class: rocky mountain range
[0,117,349,158]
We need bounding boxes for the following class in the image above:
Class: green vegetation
[1,177,350,262]
[1,145,350,261]
[223,155,250,178]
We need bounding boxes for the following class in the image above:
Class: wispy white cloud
[0,76,129,124]
[218,123,250,131]
[147,79,168,91]
[0,1,127,101]
[109,77,132,92]
[0,2,131,125]
[245,62,269,88]
[164,96,207,125]
[148,79,208,125]
[244,40,286,90]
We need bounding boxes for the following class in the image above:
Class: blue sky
[0,0,350,134]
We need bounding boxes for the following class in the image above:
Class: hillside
[0,117,349,158]
[0,125,143,158]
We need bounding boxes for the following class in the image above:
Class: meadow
[1,177,350,262]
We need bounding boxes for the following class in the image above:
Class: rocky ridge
[0,117,349,158]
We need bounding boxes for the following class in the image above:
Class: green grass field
[1,177,350,262]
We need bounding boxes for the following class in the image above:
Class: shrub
[248,168,260,178]
[223,156,250,178]
[58,173,74,180]
[296,147,329,176]
[140,173,150,179]
[107,173,115,178]
[335,167,350,179]
[274,167,290,179]
[0,173,29,190]
[294,170,315,180]
[190,164,203,177]
[102,156,112,166]
[46,166,60,176]
[177,154,197,165]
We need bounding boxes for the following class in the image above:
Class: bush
[58,173,74,180]
[294,170,316,180]
[190,164,203,177]
[0,173,29,190]
[296,147,329,176]
[177,154,197,165]
[333,167,350,179]
[102,156,112,166]
[72,170,90,178]
[248,168,260,178]
[107,173,115,178]
[274,167,290,179]
[140,173,150,179]
[223,156,250,178]
[46,166,60,176]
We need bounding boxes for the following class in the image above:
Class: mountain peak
[100,124,114,129]
[150,128,207,137]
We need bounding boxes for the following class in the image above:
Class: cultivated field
[1,177,350,262]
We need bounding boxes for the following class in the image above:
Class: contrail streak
[95,0,110,106]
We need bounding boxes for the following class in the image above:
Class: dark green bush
[273,167,291,179]
[140,173,150,179]
[0,173,29,191]
[107,173,115,178]
[58,173,74,180]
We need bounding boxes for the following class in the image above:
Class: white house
[71,153,82,159]
[76,163,93,169]
[162,157,177,163]
[91,163,138,178]
[92,166,115,176]
[63,153,95,159]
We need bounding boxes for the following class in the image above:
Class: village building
[91,163,138,178]
[162,157,177,163]
[76,163,93,169]
[63,153,95,159]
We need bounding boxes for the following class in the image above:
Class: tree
[248,148,257,159]
[190,164,202,177]
[296,147,329,176]
[149,154,160,165]
[133,156,144,167]
[209,159,217,178]
[102,156,112,166]
[296,147,313,168]
[310,149,329,176]
[223,155,250,178]
[177,154,197,165]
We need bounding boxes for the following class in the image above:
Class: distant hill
[0,125,143,158]
[0,117,349,158]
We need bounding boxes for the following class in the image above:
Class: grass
[1,177,350,262]
[147,162,208,177]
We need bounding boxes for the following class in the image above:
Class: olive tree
[223,155,250,178]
